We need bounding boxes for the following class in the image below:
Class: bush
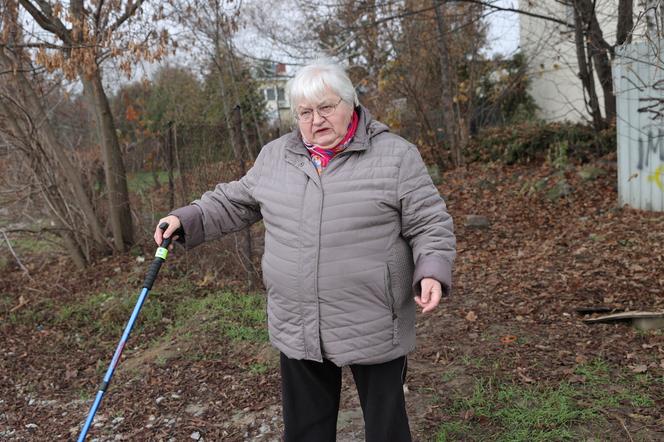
[466,122,616,165]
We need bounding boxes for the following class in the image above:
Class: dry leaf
[465,311,478,322]
[575,354,588,364]
[501,335,517,344]
[629,364,648,373]
[628,413,653,422]
[197,273,215,287]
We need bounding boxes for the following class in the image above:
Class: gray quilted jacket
[171,106,455,366]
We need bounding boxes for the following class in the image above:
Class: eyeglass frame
[295,97,344,123]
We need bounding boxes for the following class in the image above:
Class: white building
[519,0,621,123]
[256,62,292,130]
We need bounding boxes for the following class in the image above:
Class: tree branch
[457,0,573,28]
[109,0,147,34]
[18,0,72,44]
[95,0,106,32]
[1,230,30,275]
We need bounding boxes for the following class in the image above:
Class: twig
[607,412,634,442]
[620,419,634,442]
[1,230,29,275]
[9,295,28,313]
[25,286,45,294]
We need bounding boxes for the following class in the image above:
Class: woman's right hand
[154,215,182,248]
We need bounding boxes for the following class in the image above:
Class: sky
[484,0,521,57]
[232,0,522,69]
[105,0,522,90]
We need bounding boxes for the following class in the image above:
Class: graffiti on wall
[637,79,664,121]
[648,164,664,190]
[615,42,664,209]
[634,75,664,189]
[636,128,664,170]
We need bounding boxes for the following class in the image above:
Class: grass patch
[573,359,657,411]
[55,291,163,337]
[249,363,268,375]
[127,170,177,193]
[2,233,60,255]
[172,291,268,342]
[436,421,471,442]
[437,358,657,441]
[438,379,591,441]
[4,298,57,327]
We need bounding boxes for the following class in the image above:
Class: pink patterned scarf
[302,111,359,175]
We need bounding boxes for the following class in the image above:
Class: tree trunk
[576,0,616,123]
[232,105,257,292]
[166,122,175,211]
[433,0,464,166]
[617,0,634,46]
[81,70,134,251]
[0,47,107,251]
[211,10,237,164]
[172,123,187,206]
[223,36,264,157]
[57,225,88,270]
[1,101,91,268]
[573,2,605,130]
[223,37,256,162]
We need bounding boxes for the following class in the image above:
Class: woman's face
[296,89,354,149]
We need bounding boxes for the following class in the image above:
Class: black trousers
[280,353,412,442]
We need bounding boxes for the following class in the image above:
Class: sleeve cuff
[412,255,453,296]
[169,205,205,249]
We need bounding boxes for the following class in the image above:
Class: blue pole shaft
[77,287,150,442]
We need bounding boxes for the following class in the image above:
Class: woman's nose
[312,111,326,125]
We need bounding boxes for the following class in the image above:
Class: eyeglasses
[295,98,343,123]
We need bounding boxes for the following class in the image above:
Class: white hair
[288,59,359,114]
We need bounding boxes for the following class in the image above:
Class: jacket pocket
[384,264,399,345]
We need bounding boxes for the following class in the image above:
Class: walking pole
[77,222,180,442]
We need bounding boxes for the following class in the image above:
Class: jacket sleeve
[398,146,456,296]
[169,147,266,250]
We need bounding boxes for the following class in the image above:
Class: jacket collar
[283,105,389,156]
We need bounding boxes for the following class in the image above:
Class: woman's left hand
[415,278,442,313]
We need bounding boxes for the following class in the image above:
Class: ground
[1,155,664,441]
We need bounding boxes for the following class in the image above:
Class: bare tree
[434,0,468,165]
[4,0,171,251]
[167,0,266,290]
[0,3,110,267]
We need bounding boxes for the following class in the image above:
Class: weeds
[249,363,268,375]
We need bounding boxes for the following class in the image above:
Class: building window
[266,88,276,101]
[277,87,285,101]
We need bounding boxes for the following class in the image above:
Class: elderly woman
[155,59,455,442]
